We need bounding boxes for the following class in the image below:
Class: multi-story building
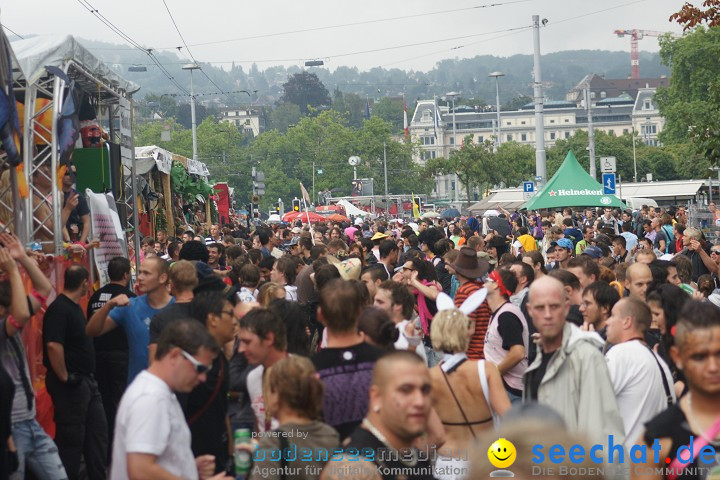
[410,76,666,200]
[219,107,266,137]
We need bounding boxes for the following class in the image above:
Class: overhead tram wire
[160,0,232,100]
[2,25,24,39]
[75,0,190,96]
[84,0,534,52]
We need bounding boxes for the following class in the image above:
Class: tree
[424,136,496,207]
[493,142,536,187]
[371,97,405,134]
[503,95,533,111]
[671,1,720,30]
[655,27,720,165]
[176,103,214,130]
[280,72,331,115]
[330,89,366,128]
[266,104,302,133]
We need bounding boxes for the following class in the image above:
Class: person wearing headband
[483,268,529,403]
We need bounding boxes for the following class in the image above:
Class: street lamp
[182,63,201,161]
[489,72,504,150]
[445,91,460,207]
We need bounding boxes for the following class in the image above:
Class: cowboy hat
[451,247,490,279]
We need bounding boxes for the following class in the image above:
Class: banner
[86,189,128,286]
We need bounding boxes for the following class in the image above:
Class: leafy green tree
[280,72,331,115]
[503,95,533,111]
[425,136,496,207]
[655,27,720,164]
[330,89,366,128]
[266,104,302,133]
[494,142,536,187]
[176,103,215,130]
[371,97,405,134]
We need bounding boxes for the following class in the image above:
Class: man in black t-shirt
[322,352,436,480]
[640,301,720,480]
[86,256,134,462]
[62,171,91,243]
[43,265,107,480]
[313,279,383,441]
[179,291,236,475]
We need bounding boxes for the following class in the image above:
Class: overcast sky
[4,0,685,72]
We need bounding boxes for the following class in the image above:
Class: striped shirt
[454,280,491,360]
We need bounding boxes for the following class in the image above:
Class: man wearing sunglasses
[111,318,232,480]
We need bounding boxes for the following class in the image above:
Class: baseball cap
[285,236,300,247]
[581,245,603,259]
[550,238,574,250]
[291,227,302,234]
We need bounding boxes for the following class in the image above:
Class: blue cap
[551,238,574,250]
[581,245,603,259]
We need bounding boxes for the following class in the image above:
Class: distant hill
[78,38,670,108]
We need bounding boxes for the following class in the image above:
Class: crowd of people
[1,203,719,480]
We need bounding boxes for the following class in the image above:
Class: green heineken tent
[523,151,625,210]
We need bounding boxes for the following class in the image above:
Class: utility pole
[532,15,547,186]
[585,87,597,179]
[182,64,201,161]
[489,72,504,151]
[446,92,460,208]
[383,143,389,207]
[312,160,315,206]
[632,125,637,182]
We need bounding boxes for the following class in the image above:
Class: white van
[623,197,658,210]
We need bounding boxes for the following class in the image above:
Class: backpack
[662,225,676,254]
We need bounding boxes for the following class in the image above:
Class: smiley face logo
[488,438,516,469]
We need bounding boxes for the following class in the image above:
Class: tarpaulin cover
[11,35,139,93]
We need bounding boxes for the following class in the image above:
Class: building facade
[219,107,266,137]
[410,77,666,201]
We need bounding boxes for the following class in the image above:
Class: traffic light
[274,202,281,215]
[252,167,265,197]
[252,203,259,218]
[292,198,300,212]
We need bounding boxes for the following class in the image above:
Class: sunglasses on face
[711,250,720,255]
[179,349,211,374]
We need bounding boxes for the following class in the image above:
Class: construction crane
[614,29,673,79]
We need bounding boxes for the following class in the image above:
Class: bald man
[625,263,653,300]
[320,351,437,480]
[523,277,625,446]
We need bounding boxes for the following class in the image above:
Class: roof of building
[568,74,669,102]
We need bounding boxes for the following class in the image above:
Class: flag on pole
[365,96,371,120]
[300,182,311,205]
[412,193,420,219]
[403,94,409,140]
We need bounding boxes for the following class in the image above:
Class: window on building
[450,137,454,145]
[245,119,251,125]
[565,132,570,139]
[521,121,526,125]
[565,119,570,123]
[506,134,512,141]
[623,129,629,134]
[422,111,431,122]
[590,91,596,99]
[550,119,555,124]
[550,132,556,140]
[421,136,435,145]
[521,133,527,141]
[506,122,512,126]
[643,100,652,110]
[600,91,606,99]
[477,136,483,143]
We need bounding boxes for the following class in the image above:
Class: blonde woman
[430,309,511,480]
[249,356,339,480]
[257,282,286,307]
